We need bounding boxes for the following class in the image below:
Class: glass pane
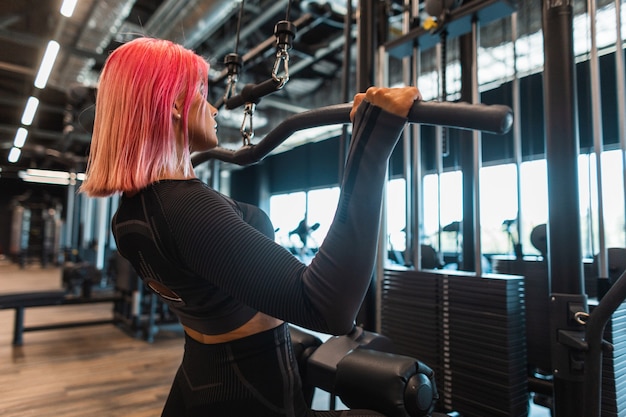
[269,192,306,253]
[307,187,340,250]
[584,150,626,259]
[480,164,518,255]
[519,160,548,256]
[423,171,463,258]
[602,150,626,249]
[579,154,594,259]
[387,178,407,254]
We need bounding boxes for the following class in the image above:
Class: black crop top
[112,101,407,335]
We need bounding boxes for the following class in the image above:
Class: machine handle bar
[192,100,513,167]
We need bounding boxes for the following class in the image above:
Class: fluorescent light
[23,169,85,184]
[21,96,40,125]
[21,175,70,186]
[34,40,60,89]
[18,169,85,185]
[8,147,21,163]
[60,0,78,17]
[13,127,29,147]
[26,168,70,179]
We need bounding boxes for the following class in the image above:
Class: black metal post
[354,0,378,331]
[542,0,584,300]
[542,1,587,416]
[458,33,476,272]
[356,0,376,93]
[338,0,353,179]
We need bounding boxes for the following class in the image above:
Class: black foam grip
[408,100,513,137]
[224,78,283,109]
[303,328,395,394]
[335,348,437,417]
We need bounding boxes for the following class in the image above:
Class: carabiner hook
[272,20,296,89]
[223,52,243,101]
[271,49,290,88]
[240,102,255,146]
[223,74,239,101]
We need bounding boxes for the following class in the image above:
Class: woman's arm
[169,87,420,334]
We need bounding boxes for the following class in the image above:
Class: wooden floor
[0,259,183,417]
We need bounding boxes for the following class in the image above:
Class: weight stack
[601,300,626,417]
[491,257,551,373]
[380,267,528,417]
[444,272,528,417]
[381,267,443,393]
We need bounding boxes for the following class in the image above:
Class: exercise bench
[0,290,121,346]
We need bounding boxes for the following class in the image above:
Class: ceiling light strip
[60,0,78,18]
[34,41,60,89]
[21,96,40,125]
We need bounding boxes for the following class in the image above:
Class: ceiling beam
[0,96,66,114]
[0,124,90,142]
[0,60,35,76]
[0,28,106,64]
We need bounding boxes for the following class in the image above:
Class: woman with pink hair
[81,37,421,417]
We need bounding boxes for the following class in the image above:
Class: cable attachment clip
[241,102,256,146]
[272,20,296,88]
[574,311,590,325]
[223,53,244,101]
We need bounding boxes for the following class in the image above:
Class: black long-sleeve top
[112,101,407,336]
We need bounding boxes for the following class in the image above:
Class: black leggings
[161,323,386,417]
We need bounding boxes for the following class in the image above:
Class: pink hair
[80,37,209,197]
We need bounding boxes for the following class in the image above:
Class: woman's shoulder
[150,178,239,217]
[151,178,216,200]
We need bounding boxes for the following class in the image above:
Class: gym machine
[9,196,63,268]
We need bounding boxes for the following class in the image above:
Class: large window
[269,148,626,266]
[420,164,544,260]
[269,188,339,263]
[418,150,625,261]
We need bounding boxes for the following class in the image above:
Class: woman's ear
[172,97,184,120]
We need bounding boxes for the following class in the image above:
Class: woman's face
[186,90,218,152]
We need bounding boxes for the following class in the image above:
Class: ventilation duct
[50,0,138,90]
[142,0,240,49]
